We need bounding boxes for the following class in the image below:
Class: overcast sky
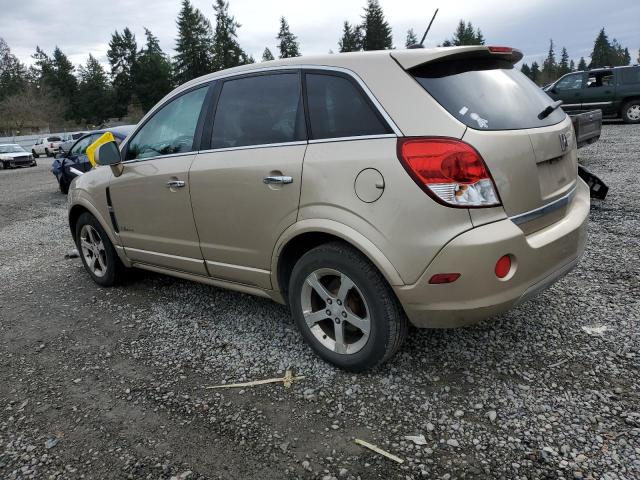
[1,0,638,69]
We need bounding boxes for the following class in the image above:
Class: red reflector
[488,46,513,53]
[495,255,512,278]
[429,273,461,284]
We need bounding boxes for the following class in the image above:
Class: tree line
[521,28,635,85]
[1,0,638,134]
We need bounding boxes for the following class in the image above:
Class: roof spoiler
[391,46,524,70]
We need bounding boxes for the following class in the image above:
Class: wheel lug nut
[336,300,342,305]
[342,311,347,317]
[335,318,341,324]
[327,299,332,304]
[326,309,331,315]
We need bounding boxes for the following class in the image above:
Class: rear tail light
[397,138,501,208]
[488,46,513,54]
[429,273,461,284]
[495,255,512,278]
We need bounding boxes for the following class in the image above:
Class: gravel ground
[1,124,638,479]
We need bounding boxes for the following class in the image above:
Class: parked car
[545,65,640,123]
[32,136,64,157]
[51,126,133,194]
[0,144,36,169]
[58,132,89,155]
[68,46,589,370]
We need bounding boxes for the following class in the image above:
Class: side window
[555,73,583,91]
[620,68,640,85]
[70,135,96,156]
[211,73,304,149]
[305,73,391,140]
[587,71,613,88]
[126,86,208,161]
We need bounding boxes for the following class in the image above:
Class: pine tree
[339,21,363,52]
[77,54,112,125]
[405,28,418,48]
[442,20,485,46]
[520,63,531,79]
[590,28,612,68]
[50,47,78,119]
[262,47,275,61]
[174,0,215,83]
[558,47,570,76]
[530,61,541,84]
[569,59,575,72]
[0,38,27,102]
[30,46,54,86]
[107,28,137,118]
[541,39,558,84]
[577,57,587,71]
[276,17,300,58]
[132,28,173,113]
[212,0,250,71]
[361,0,392,51]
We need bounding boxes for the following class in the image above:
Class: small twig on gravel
[205,369,305,389]
[549,358,570,368]
[355,439,404,464]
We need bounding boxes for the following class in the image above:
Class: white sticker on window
[470,113,489,129]
[459,106,469,116]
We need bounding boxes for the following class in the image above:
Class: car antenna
[408,8,439,49]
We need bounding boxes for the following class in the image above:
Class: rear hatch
[398,48,577,234]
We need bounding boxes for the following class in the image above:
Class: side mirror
[94,141,124,177]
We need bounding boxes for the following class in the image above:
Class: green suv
[545,65,640,123]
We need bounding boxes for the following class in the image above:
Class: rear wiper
[538,100,563,119]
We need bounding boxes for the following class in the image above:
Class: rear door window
[411,55,567,130]
[211,73,305,149]
[305,72,391,140]
[619,67,640,85]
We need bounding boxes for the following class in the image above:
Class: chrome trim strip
[582,101,613,106]
[308,134,397,144]
[125,247,204,264]
[509,187,577,226]
[562,104,581,108]
[205,260,271,275]
[122,151,196,165]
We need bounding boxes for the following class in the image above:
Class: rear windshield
[411,56,566,130]
[47,136,62,141]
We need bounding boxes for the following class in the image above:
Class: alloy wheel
[79,224,108,278]
[300,268,371,355]
[627,104,640,121]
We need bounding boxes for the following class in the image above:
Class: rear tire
[288,242,408,371]
[59,177,69,194]
[74,212,125,287]
[622,100,640,124]
[32,150,39,158]
[45,148,51,157]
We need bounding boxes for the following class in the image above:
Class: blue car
[51,125,134,193]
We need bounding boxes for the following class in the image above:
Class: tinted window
[211,74,304,149]
[305,73,390,139]
[412,56,566,130]
[555,73,584,91]
[126,86,208,160]
[619,67,640,85]
[587,71,614,88]
[70,135,97,156]
[47,136,62,141]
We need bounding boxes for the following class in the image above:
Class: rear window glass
[619,67,640,85]
[47,136,62,141]
[305,73,391,139]
[411,56,566,130]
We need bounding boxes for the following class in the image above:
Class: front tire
[32,150,39,158]
[622,100,640,124]
[45,148,51,157]
[75,212,124,287]
[288,242,407,371]
[58,177,69,194]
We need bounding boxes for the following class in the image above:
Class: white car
[0,144,37,169]
[32,136,63,157]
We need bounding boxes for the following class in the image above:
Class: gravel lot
[1,124,638,479]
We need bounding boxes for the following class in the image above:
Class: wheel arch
[272,220,404,300]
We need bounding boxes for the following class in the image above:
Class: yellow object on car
[86,132,116,167]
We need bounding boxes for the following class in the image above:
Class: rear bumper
[394,179,590,328]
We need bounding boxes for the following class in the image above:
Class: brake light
[429,273,461,284]
[397,138,501,208]
[495,255,512,278]
[488,46,513,53]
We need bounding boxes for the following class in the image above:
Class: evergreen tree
[610,39,630,66]
[212,0,251,71]
[530,61,541,84]
[442,20,485,46]
[637,48,640,64]
[132,28,173,113]
[0,38,28,102]
[405,28,418,48]
[590,28,612,68]
[50,47,78,119]
[558,47,570,76]
[520,63,531,79]
[577,57,587,71]
[30,46,54,86]
[569,59,575,72]
[174,0,215,83]
[77,54,112,125]
[339,21,363,52]
[276,17,300,58]
[108,28,137,118]
[361,0,392,51]
[262,47,275,61]
[541,39,558,84]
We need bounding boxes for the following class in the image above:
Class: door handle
[166,180,186,188]
[263,175,293,185]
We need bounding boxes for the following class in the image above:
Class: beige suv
[68,46,589,371]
